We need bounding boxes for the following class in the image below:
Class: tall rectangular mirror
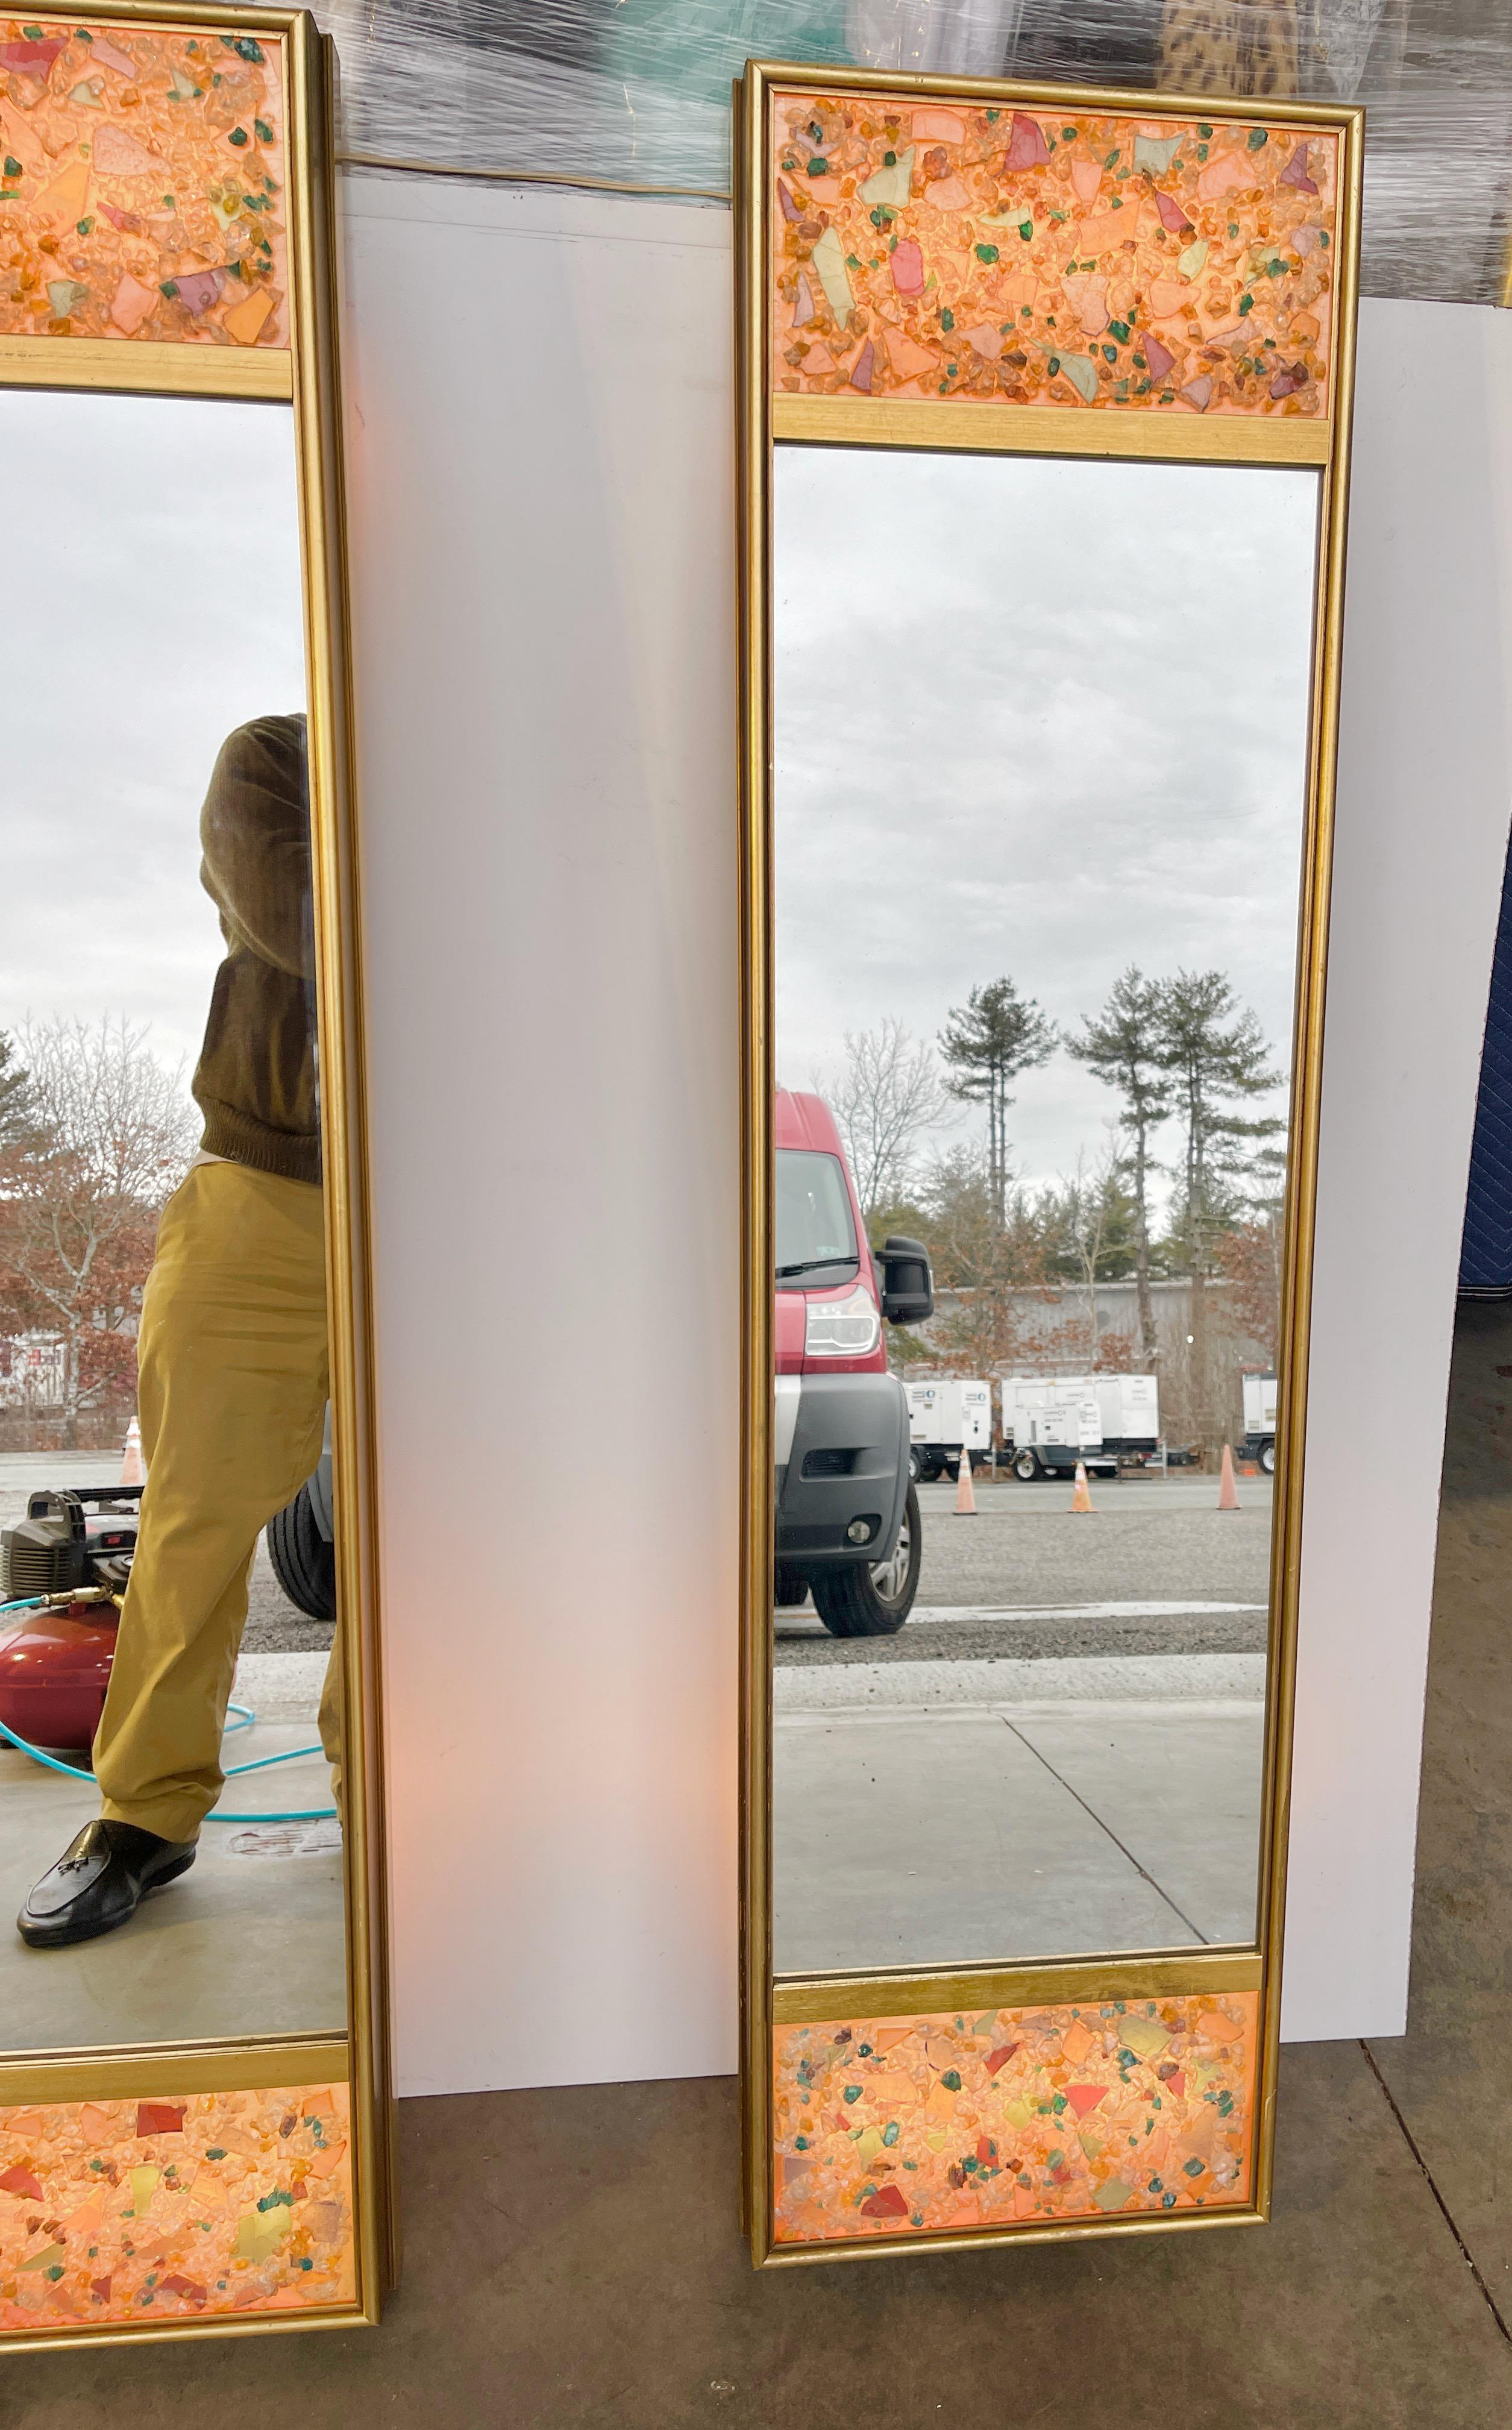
[0,6,391,2346]
[739,61,1361,2264]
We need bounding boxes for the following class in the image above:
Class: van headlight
[805,1287,880,1358]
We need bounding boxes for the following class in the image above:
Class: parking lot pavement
[774,1685,1263,1972]
[0,1449,125,1525]
[779,1598,1271,1662]
[911,1470,1274,1606]
[0,1448,334,1654]
[778,1472,1275,1663]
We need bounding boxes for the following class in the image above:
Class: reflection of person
[18,714,341,1948]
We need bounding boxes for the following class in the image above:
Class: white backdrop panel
[339,175,1510,2091]
[1283,297,1512,2041]
[340,178,740,2095]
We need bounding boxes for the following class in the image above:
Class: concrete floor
[774,1466,1270,1969]
[8,1307,1512,2423]
[0,1655,345,2052]
[775,1695,1263,1967]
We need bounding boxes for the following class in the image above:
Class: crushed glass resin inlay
[773,1991,1258,2243]
[771,90,1337,418]
[0,14,287,347]
[0,2082,355,2329]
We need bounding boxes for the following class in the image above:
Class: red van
[774,1088,933,1634]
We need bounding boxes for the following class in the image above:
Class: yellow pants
[93,1163,340,1842]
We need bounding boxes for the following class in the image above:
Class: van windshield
[776,1150,859,1279]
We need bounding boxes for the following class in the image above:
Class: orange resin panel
[771,90,1337,419]
[773,1991,1258,2245]
[0,2081,355,2331]
[0,13,287,347]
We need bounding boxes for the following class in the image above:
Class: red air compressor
[0,1486,140,1751]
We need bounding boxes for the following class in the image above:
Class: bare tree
[1066,967,1171,1368]
[0,1017,200,1447]
[817,1017,950,1215]
[1054,1139,1128,1367]
[1158,972,1284,1463]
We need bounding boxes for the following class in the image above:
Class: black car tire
[811,1484,921,1637]
[266,1483,337,1622]
[773,1563,810,1607]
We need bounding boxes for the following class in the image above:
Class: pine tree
[938,978,1055,1225]
[0,1030,34,1148]
[1065,967,1170,1368]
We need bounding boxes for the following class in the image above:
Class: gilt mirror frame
[0,2,393,2346]
[736,57,1362,2268]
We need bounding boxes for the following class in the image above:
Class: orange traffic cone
[120,1414,145,1487]
[954,1449,977,1515]
[1217,1443,1240,1512]
[1071,1460,1094,1513]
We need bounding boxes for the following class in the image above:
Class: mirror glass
[0,386,347,2052]
[772,441,1319,1977]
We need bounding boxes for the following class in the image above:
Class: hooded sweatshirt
[190,712,321,1185]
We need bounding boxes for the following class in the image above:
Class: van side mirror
[875,1235,933,1326]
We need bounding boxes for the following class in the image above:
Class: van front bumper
[774,1371,909,1568]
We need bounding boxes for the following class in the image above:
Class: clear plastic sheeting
[318,0,1512,306]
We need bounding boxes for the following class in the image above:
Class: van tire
[774,1563,810,1607]
[266,1483,336,1622]
[811,1484,921,1637]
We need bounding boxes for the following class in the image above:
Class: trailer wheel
[1259,1439,1276,1475]
[811,1484,920,1637]
[265,1482,336,1622]
[1013,1449,1040,1482]
[908,1447,923,1483]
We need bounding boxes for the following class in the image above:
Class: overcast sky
[2,389,306,1081]
[774,444,1321,1207]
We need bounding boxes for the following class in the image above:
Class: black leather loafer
[17,1820,198,1950]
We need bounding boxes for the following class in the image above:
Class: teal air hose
[0,1597,336,1824]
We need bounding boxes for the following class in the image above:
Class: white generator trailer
[1241,1374,1279,1473]
[999,1374,1159,1480]
[904,1379,993,1481]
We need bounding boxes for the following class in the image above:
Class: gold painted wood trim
[0,2035,349,2105]
[773,1948,1264,2029]
[734,64,776,2265]
[289,15,397,2315]
[774,393,1329,466]
[752,53,1363,131]
[0,334,292,402]
[762,2199,1266,2268]
[24,1,307,24]
[0,2302,365,2359]
[1249,96,1364,2226]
